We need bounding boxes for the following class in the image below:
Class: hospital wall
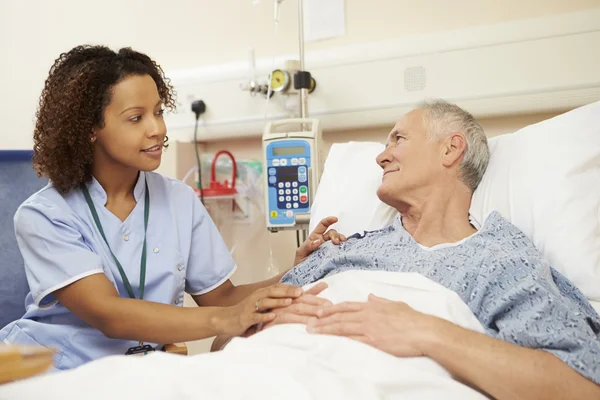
[1,0,598,150]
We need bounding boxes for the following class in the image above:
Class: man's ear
[441,133,467,167]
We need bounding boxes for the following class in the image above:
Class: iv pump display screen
[273,146,304,156]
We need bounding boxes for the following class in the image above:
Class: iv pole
[297,0,310,242]
[297,0,308,122]
[273,0,311,242]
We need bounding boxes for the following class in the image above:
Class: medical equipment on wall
[192,150,240,223]
[183,153,263,222]
[198,150,238,197]
[241,0,317,114]
[270,64,316,95]
[240,55,317,104]
[239,48,274,98]
[263,118,323,232]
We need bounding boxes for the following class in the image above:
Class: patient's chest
[281,226,488,309]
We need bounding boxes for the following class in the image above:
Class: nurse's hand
[261,282,331,330]
[222,283,304,336]
[294,216,347,266]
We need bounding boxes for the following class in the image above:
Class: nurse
[0,45,341,370]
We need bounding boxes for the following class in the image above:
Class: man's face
[375,109,444,208]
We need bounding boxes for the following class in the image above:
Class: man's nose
[376,146,392,168]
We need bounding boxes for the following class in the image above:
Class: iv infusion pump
[263,119,323,232]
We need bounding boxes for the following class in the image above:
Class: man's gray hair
[418,99,489,191]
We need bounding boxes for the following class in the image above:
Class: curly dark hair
[32,45,177,193]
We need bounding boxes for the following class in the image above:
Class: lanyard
[81,180,150,300]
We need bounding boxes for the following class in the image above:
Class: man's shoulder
[477,211,539,254]
[471,211,550,279]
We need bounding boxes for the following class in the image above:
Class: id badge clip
[125,342,155,356]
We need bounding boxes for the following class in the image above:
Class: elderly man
[220,100,600,399]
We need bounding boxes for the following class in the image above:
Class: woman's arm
[193,275,282,307]
[53,274,298,344]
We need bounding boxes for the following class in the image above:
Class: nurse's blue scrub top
[0,172,236,370]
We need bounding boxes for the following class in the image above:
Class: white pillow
[309,142,397,236]
[311,101,600,301]
[470,100,600,301]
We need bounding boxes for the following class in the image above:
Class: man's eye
[129,116,141,122]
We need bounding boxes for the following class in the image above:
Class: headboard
[0,151,47,328]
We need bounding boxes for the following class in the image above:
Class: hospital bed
[1,100,599,398]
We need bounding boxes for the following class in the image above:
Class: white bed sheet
[0,271,489,400]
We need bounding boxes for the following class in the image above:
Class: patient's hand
[294,216,347,267]
[261,282,332,330]
[307,294,437,358]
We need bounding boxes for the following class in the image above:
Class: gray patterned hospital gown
[281,211,600,384]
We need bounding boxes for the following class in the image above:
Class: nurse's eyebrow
[119,100,163,115]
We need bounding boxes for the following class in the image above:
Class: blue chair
[0,151,48,329]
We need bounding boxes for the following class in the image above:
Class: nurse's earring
[90,136,97,143]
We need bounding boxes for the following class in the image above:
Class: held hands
[307,294,439,358]
[220,216,346,338]
[261,282,332,330]
[223,284,303,337]
[228,282,332,340]
[294,216,347,266]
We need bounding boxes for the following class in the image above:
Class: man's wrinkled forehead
[386,109,425,143]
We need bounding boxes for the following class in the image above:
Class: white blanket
[0,271,489,400]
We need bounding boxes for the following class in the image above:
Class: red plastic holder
[196,150,237,197]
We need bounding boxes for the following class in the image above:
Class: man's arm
[309,294,600,400]
[423,316,600,400]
